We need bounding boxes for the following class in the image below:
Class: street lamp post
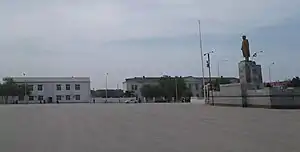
[251,51,263,60]
[268,62,275,83]
[217,59,228,77]
[198,20,206,100]
[117,83,121,103]
[105,73,108,103]
[92,88,95,104]
[175,77,178,102]
[22,72,27,104]
[204,51,214,105]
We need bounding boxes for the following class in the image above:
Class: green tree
[140,76,189,101]
[158,76,188,101]
[140,85,163,99]
[124,91,135,97]
[140,85,152,98]
[290,76,300,87]
[212,77,233,91]
[218,76,232,85]
[0,78,31,104]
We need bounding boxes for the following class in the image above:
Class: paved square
[0,104,299,152]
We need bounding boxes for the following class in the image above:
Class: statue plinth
[238,60,263,90]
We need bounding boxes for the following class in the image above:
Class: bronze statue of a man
[241,35,250,61]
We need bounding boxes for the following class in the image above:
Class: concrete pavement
[0,103,299,152]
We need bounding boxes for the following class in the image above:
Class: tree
[158,76,188,101]
[212,77,234,91]
[290,76,300,87]
[124,91,135,97]
[140,85,163,99]
[0,78,31,104]
[219,76,232,84]
[140,76,189,101]
[140,85,153,98]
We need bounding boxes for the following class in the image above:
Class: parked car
[125,99,138,103]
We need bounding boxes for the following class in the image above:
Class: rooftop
[8,77,90,83]
[125,76,239,82]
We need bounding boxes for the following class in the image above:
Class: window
[38,95,43,101]
[56,84,61,90]
[66,95,71,100]
[18,95,24,101]
[188,84,192,89]
[38,85,43,91]
[132,85,138,90]
[66,84,70,90]
[56,95,62,101]
[29,96,34,101]
[75,84,80,90]
[28,85,34,91]
[75,95,80,100]
[195,84,199,90]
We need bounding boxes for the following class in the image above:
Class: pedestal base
[238,60,263,90]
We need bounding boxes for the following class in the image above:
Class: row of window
[188,84,199,90]
[29,95,81,101]
[27,84,81,91]
[131,84,200,91]
[56,84,80,91]
[131,85,138,90]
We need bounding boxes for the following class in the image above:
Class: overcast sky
[1,0,300,89]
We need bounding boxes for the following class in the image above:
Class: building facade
[123,76,239,99]
[12,77,91,103]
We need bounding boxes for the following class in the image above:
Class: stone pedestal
[238,60,263,107]
[238,60,263,90]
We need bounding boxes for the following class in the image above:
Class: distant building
[266,81,291,88]
[123,76,239,98]
[92,89,124,98]
[11,77,91,103]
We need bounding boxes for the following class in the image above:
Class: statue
[241,35,250,61]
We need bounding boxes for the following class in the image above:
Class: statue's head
[242,35,247,40]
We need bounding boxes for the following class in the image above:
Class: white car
[125,99,138,103]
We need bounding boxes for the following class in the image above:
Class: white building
[12,77,91,103]
[123,76,239,99]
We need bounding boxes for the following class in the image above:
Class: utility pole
[175,77,178,102]
[204,51,214,105]
[268,62,275,83]
[198,20,206,100]
[117,83,121,103]
[105,73,108,103]
[217,59,228,77]
[22,72,27,104]
[92,88,95,104]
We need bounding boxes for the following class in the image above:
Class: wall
[269,87,300,108]
[212,85,300,108]
[212,83,243,106]
[212,84,271,107]
[246,89,271,107]
[217,83,242,96]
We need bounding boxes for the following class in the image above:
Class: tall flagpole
[198,20,205,100]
